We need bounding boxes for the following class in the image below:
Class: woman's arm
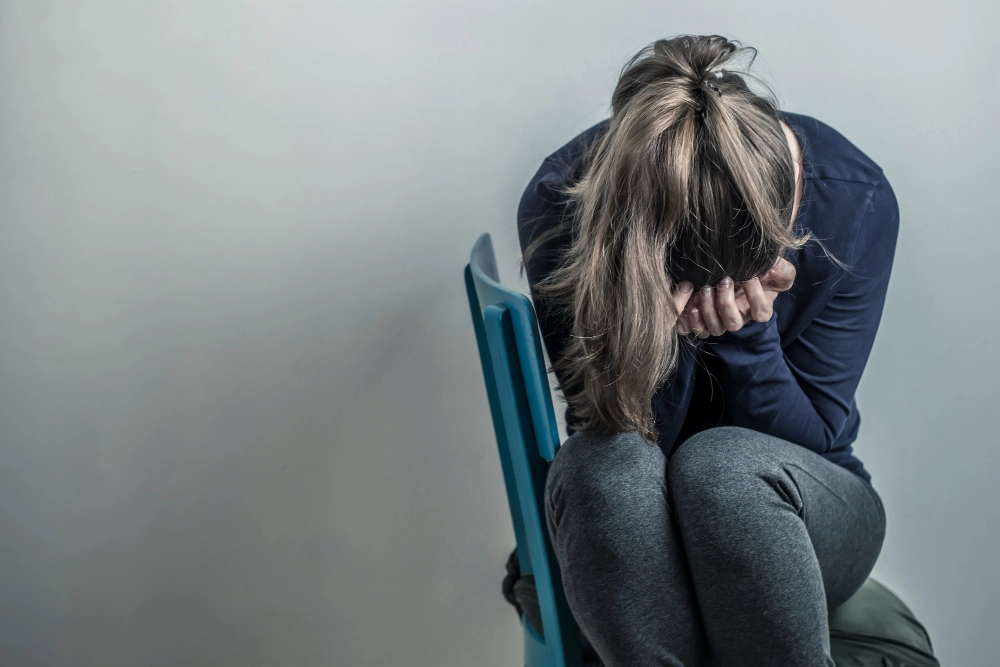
[699,179,900,454]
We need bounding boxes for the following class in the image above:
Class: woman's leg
[667,426,886,667]
[544,430,709,667]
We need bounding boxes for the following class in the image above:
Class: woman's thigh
[668,425,886,613]
[545,429,709,666]
[544,426,886,666]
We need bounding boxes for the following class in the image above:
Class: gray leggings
[544,426,886,667]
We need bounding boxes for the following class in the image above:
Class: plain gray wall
[0,1,996,665]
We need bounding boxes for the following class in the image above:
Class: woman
[516,35,898,666]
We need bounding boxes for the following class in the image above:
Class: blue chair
[464,232,939,667]
[464,232,583,667]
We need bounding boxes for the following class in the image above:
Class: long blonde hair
[521,35,814,443]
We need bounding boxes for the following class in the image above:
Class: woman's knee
[545,429,666,531]
[667,426,776,510]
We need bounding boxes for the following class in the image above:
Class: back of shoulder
[517,119,610,248]
[785,110,887,187]
[785,111,899,256]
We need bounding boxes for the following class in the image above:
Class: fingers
[734,287,753,323]
[687,306,709,339]
[672,280,694,313]
[677,318,690,335]
[698,284,726,336]
[715,277,743,331]
[679,275,772,339]
[672,281,694,334]
[677,292,708,339]
[742,276,774,322]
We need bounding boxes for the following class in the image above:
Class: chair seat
[828,577,938,667]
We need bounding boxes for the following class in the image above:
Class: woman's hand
[675,257,796,339]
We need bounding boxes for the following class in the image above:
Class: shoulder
[781,110,885,186]
[516,119,610,251]
[782,111,899,269]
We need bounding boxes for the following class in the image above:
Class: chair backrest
[464,233,582,667]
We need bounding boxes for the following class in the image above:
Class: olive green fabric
[827,577,939,667]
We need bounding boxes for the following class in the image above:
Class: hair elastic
[694,77,722,120]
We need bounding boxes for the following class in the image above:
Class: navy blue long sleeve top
[516,111,899,482]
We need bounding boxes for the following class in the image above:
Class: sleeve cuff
[712,309,779,347]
